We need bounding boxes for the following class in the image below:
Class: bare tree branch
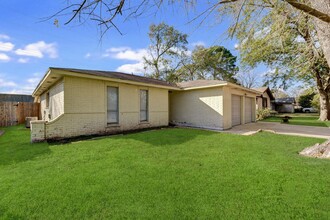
[65,0,87,25]
[283,0,330,23]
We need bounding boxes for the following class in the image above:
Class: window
[262,97,268,108]
[140,90,148,122]
[46,92,50,108]
[107,87,119,124]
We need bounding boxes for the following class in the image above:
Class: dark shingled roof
[51,67,178,88]
[177,80,227,89]
[274,97,296,104]
[0,94,34,102]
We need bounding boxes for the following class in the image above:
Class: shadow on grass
[0,125,51,166]
[115,127,215,146]
[47,126,214,147]
[263,116,330,127]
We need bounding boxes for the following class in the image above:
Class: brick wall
[30,120,46,142]
[31,76,170,141]
[170,87,224,129]
[40,79,64,121]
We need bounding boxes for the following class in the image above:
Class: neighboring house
[30,67,261,142]
[0,94,34,102]
[274,97,296,113]
[253,87,275,110]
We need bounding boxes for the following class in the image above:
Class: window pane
[140,90,148,121]
[107,87,118,111]
[140,110,147,121]
[107,87,118,123]
[140,90,147,111]
[107,111,118,123]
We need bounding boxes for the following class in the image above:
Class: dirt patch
[300,139,330,159]
[0,130,4,136]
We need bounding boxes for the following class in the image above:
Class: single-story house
[30,67,261,142]
[252,87,275,110]
[274,97,296,113]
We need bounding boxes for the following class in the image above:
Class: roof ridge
[50,67,175,85]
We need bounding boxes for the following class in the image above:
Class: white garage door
[245,97,253,123]
[232,95,241,126]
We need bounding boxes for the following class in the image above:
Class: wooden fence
[0,102,40,127]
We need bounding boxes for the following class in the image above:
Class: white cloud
[18,58,29,63]
[116,63,146,74]
[0,73,41,95]
[85,53,91,58]
[234,43,239,49]
[27,77,40,85]
[108,46,192,74]
[6,87,36,95]
[191,41,206,47]
[15,41,58,58]
[0,78,17,87]
[0,53,10,62]
[0,42,14,52]
[0,34,10,40]
[103,47,150,74]
[106,47,131,53]
[103,47,148,61]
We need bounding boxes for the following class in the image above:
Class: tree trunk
[319,89,330,121]
[311,0,330,66]
[310,0,330,121]
[314,66,330,120]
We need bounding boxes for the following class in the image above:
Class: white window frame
[140,89,148,122]
[107,86,119,124]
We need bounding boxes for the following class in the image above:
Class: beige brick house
[31,68,261,142]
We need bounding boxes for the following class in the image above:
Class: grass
[0,126,329,219]
[262,113,330,127]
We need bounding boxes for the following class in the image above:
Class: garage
[245,97,253,123]
[170,80,260,130]
[231,95,241,126]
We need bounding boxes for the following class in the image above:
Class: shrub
[256,108,271,120]
[311,94,320,110]
[298,91,315,108]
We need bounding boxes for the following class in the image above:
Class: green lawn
[262,113,330,127]
[0,126,329,219]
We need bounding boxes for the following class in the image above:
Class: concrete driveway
[225,121,330,139]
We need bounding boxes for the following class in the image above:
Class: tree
[235,71,259,88]
[202,46,238,82]
[218,1,330,120]
[188,46,238,82]
[298,89,316,108]
[143,23,188,82]
[271,89,289,99]
[52,0,330,120]
[311,93,320,110]
[52,1,330,33]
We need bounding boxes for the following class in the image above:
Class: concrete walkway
[225,122,330,139]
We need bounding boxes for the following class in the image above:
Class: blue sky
[0,1,268,94]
